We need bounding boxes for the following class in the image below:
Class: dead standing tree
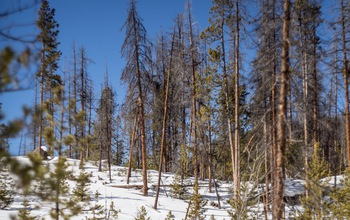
[121,0,152,196]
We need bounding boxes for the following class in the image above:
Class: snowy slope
[0,156,327,219]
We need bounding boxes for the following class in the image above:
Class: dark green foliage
[329,170,350,219]
[36,0,61,80]
[164,210,175,220]
[17,197,35,220]
[170,173,188,200]
[0,165,14,209]
[107,201,120,219]
[73,170,91,202]
[134,206,150,220]
[297,143,329,220]
[87,191,105,220]
[188,183,207,220]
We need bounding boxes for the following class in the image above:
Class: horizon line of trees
[1,0,350,219]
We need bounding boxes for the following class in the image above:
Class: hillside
[0,156,315,220]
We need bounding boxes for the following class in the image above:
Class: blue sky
[0,0,212,154]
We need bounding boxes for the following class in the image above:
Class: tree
[0,165,14,209]
[96,73,117,182]
[297,144,329,219]
[36,0,61,155]
[340,0,350,170]
[273,0,291,219]
[121,0,151,196]
[154,28,176,209]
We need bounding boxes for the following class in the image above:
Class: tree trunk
[233,0,241,202]
[188,2,198,186]
[131,8,148,195]
[154,30,175,210]
[273,0,290,219]
[341,0,350,170]
[127,116,138,184]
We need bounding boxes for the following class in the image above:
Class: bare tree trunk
[154,30,175,210]
[188,2,198,186]
[273,0,290,219]
[129,6,149,195]
[340,0,350,170]
[127,116,138,184]
[38,47,44,155]
[73,44,78,159]
[233,0,241,202]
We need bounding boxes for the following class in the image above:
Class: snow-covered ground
[0,156,316,219]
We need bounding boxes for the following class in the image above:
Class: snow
[0,156,344,219]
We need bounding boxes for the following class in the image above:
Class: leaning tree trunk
[273,0,290,219]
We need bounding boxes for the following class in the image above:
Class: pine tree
[121,0,151,196]
[87,191,104,220]
[0,165,14,209]
[107,201,120,219]
[134,206,150,220]
[188,183,207,220]
[164,211,175,220]
[0,104,10,152]
[17,197,35,220]
[329,170,350,219]
[297,143,329,220]
[72,170,91,203]
[170,173,188,200]
[36,0,61,154]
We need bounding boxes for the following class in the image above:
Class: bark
[131,5,148,195]
[154,30,175,210]
[233,0,241,201]
[273,0,290,219]
[127,116,138,184]
[341,0,350,170]
[188,2,198,185]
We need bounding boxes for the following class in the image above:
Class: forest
[1,0,350,219]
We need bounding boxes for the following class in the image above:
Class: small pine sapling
[107,201,120,219]
[329,170,350,219]
[86,191,104,220]
[73,170,92,202]
[188,183,207,220]
[164,210,175,220]
[17,197,35,220]
[134,205,150,220]
[0,165,14,209]
[170,173,188,200]
[297,143,329,219]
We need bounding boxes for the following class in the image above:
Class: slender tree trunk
[129,6,148,195]
[273,0,290,219]
[233,0,241,202]
[188,3,198,186]
[340,0,350,170]
[127,116,138,184]
[154,31,175,210]
[219,9,235,190]
[33,81,38,152]
[73,44,78,159]
[79,48,86,167]
[270,0,277,210]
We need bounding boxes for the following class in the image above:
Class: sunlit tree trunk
[273,0,290,219]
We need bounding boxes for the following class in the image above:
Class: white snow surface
[0,156,343,219]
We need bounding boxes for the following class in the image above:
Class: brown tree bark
[131,7,148,196]
[340,0,350,170]
[154,30,175,210]
[233,0,241,202]
[273,0,290,219]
